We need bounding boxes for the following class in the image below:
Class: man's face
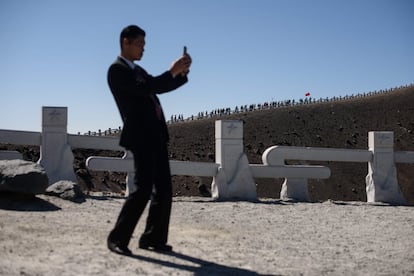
[123,35,145,61]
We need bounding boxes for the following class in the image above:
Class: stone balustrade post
[212,120,256,200]
[38,106,77,184]
[124,151,135,196]
[280,177,309,202]
[366,131,405,204]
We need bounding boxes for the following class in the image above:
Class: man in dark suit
[106,25,191,255]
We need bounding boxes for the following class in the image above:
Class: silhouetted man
[107,25,191,255]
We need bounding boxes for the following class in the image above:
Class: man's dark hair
[120,25,146,49]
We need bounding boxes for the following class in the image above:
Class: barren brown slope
[168,86,414,204]
[2,86,413,204]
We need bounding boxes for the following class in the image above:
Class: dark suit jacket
[107,57,188,149]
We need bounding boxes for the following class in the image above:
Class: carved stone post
[280,177,309,202]
[211,120,256,200]
[124,151,135,196]
[38,107,77,184]
[366,131,405,204]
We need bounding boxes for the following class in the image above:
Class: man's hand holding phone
[170,46,192,78]
[181,46,191,76]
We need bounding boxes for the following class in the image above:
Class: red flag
[305,92,311,97]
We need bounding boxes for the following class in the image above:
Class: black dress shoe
[108,240,132,256]
[139,242,173,252]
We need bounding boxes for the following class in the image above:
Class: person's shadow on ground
[127,250,278,276]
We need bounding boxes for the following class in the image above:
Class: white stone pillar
[124,151,135,196]
[365,131,405,204]
[38,107,77,184]
[211,120,256,200]
[280,177,309,201]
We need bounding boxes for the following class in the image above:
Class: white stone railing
[86,151,219,195]
[86,120,331,199]
[1,106,413,204]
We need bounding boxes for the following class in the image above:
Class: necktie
[134,66,164,121]
[150,94,164,121]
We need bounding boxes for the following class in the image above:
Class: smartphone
[183,46,187,55]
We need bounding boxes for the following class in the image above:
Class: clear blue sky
[1,0,413,134]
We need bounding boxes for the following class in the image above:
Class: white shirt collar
[119,56,136,69]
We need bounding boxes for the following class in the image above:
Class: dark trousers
[108,142,172,247]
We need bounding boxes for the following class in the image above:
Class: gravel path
[1,195,413,275]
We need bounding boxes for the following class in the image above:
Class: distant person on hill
[106,25,191,255]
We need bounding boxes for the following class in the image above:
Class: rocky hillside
[168,85,414,204]
[2,85,413,204]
